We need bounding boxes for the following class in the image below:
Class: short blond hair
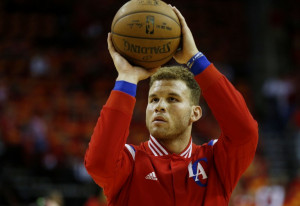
[150,66,201,105]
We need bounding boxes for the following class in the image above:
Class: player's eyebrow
[168,92,181,97]
[148,92,181,98]
[148,93,157,98]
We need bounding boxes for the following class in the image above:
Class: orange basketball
[111,0,181,69]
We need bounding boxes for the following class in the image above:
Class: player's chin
[150,128,169,139]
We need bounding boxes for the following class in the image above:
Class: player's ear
[190,105,202,123]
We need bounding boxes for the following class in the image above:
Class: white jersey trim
[125,144,136,160]
[180,140,192,158]
[150,135,168,155]
[149,141,162,156]
[212,139,218,145]
[148,135,192,158]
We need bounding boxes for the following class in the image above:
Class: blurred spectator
[36,190,64,206]
[0,78,8,103]
[84,189,107,206]
[284,176,300,206]
[28,114,48,153]
[262,75,295,132]
[30,52,50,77]
[255,185,285,206]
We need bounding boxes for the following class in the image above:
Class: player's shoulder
[124,142,147,160]
[192,139,219,156]
[193,139,218,148]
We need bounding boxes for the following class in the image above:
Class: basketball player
[85,6,258,206]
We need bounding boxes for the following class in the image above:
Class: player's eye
[168,97,178,102]
[150,97,159,103]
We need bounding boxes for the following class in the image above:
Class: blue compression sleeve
[187,52,211,75]
[113,81,137,97]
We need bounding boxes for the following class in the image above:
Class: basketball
[111,0,181,69]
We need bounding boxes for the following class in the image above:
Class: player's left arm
[197,64,258,195]
[172,6,258,196]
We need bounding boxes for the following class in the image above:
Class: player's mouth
[152,116,167,123]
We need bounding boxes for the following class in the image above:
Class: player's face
[146,80,195,140]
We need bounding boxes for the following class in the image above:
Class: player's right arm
[84,33,159,200]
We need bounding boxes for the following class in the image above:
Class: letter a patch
[188,158,208,187]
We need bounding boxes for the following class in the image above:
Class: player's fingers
[108,32,125,66]
[107,33,117,57]
[172,6,188,29]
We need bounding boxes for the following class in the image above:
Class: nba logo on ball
[146,16,154,34]
[111,0,182,69]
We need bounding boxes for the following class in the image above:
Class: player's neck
[158,130,191,155]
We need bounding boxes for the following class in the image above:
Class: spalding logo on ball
[111,0,181,69]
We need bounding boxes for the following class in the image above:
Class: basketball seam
[111,32,181,40]
[112,10,180,31]
[119,49,177,63]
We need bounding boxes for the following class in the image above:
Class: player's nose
[155,100,166,112]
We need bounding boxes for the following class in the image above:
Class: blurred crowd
[0,0,300,205]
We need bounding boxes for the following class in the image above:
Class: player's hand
[107,33,160,84]
[171,6,199,64]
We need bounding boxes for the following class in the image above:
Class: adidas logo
[145,172,158,181]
